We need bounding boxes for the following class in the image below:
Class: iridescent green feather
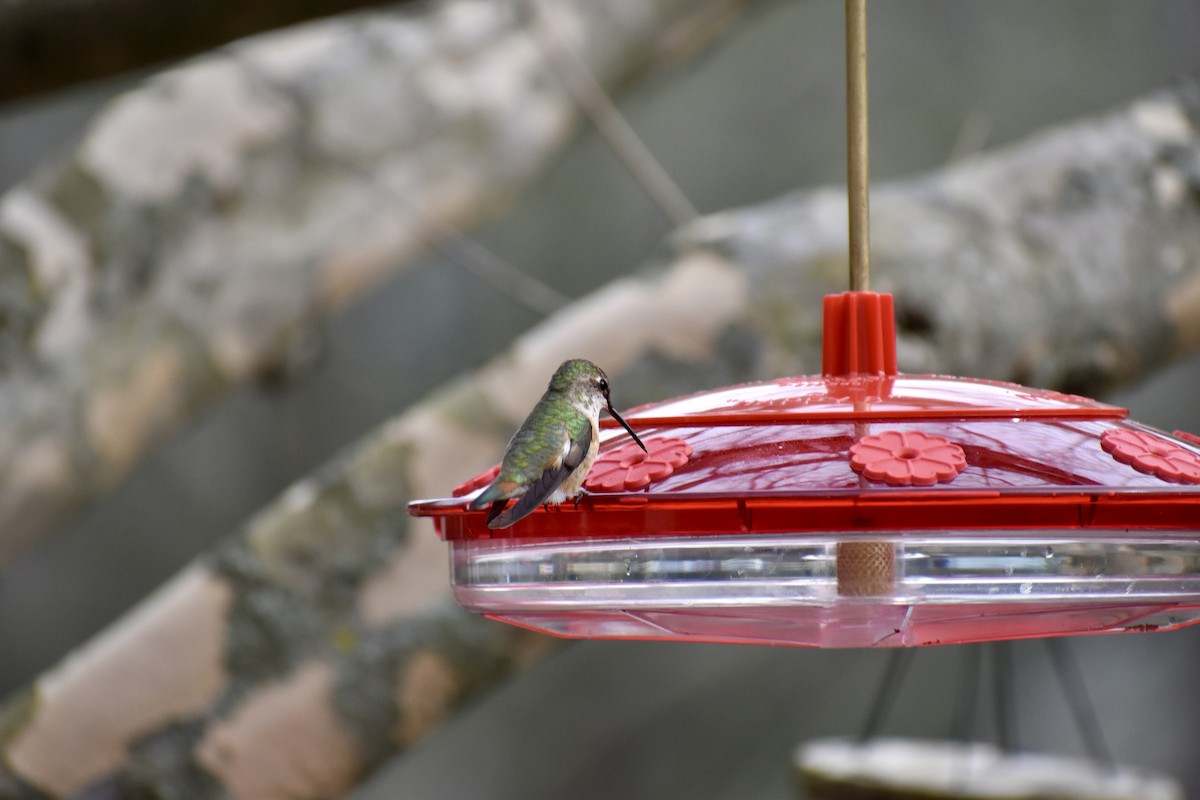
[475,392,588,503]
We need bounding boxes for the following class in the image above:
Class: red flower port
[585,437,693,492]
[850,430,966,486]
[1101,429,1200,484]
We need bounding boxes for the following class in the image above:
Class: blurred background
[2,0,1199,797]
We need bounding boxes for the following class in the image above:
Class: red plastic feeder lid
[414,291,1199,540]
[411,370,1199,540]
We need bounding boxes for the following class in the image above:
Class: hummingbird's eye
[597,378,609,393]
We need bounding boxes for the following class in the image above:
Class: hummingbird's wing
[487,422,593,529]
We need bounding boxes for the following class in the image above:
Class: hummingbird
[469,359,646,529]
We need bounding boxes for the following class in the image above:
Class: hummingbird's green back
[498,391,589,485]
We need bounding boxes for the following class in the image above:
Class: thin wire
[991,642,1017,752]
[1045,638,1116,771]
[845,0,870,292]
[523,0,700,227]
[402,197,572,315]
[860,649,915,741]
[951,644,984,742]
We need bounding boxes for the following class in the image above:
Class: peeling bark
[0,81,1198,799]
[2,566,233,796]
[0,0,746,569]
[645,88,1200,400]
[194,661,362,798]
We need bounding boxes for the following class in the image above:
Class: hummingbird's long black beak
[608,404,647,452]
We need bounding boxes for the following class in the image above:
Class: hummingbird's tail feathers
[484,499,508,525]
[487,500,525,529]
[468,478,520,510]
[487,461,572,529]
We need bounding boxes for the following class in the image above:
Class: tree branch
[0,0,746,569]
[660,85,1200,396]
[1,84,1197,798]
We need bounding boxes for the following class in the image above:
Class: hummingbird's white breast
[551,412,601,502]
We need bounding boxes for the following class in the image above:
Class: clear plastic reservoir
[448,531,1200,647]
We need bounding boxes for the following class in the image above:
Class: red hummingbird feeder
[408,290,1200,647]
[407,4,1200,651]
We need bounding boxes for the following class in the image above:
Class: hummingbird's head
[548,358,610,407]
[549,359,646,451]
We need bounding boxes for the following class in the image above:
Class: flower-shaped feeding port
[1101,429,1200,484]
[849,430,966,486]
[585,437,692,492]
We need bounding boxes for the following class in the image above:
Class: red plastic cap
[822,292,897,377]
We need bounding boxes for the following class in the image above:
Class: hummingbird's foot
[568,484,592,510]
